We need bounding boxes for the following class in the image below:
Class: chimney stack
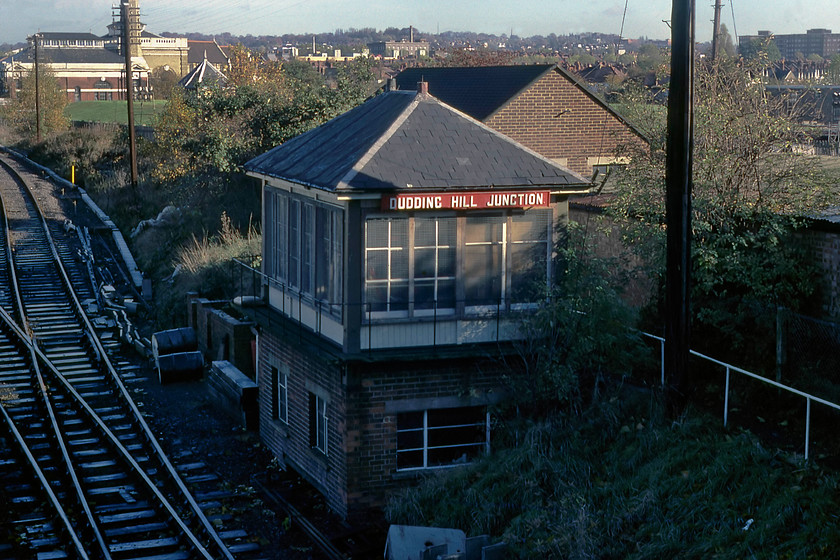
[417,81,428,94]
[410,26,414,43]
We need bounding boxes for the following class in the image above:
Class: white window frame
[271,365,288,424]
[364,218,409,318]
[395,407,490,472]
[413,216,457,317]
[311,394,328,456]
[264,188,343,317]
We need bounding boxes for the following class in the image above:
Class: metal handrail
[641,331,840,460]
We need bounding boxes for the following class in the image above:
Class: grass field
[64,100,167,126]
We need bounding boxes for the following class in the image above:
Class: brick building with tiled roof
[393,64,647,178]
[0,0,188,102]
[239,83,591,518]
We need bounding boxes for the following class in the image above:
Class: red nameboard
[382,190,551,211]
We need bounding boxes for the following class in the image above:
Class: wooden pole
[34,34,41,143]
[122,1,139,191]
[665,0,695,415]
[711,0,723,62]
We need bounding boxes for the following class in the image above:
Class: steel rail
[0,158,109,557]
[0,153,237,559]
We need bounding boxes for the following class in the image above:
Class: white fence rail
[641,332,840,461]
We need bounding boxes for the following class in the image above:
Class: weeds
[386,395,840,558]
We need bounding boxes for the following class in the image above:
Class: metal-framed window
[264,188,343,316]
[364,211,551,317]
[413,216,456,315]
[309,393,328,456]
[365,218,409,315]
[396,406,489,471]
[271,365,288,424]
[463,215,506,309]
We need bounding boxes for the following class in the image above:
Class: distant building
[368,26,429,59]
[188,39,231,72]
[0,0,188,102]
[740,29,840,60]
[0,31,149,102]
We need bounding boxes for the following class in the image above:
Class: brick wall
[486,69,645,177]
[258,330,349,517]
[257,325,514,519]
[187,296,255,377]
[343,355,511,515]
[801,227,840,319]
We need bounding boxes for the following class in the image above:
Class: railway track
[0,155,267,560]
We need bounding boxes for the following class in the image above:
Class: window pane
[437,279,456,309]
[428,406,484,426]
[366,285,388,312]
[510,243,547,303]
[366,251,388,281]
[464,245,502,306]
[397,428,424,450]
[415,248,435,279]
[415,218,436,247]
[391,219,408,247]
[398,410,424,429]
[390,281,409,311]
[438,247,456,277]
[391,248,408,280]
[414,282,435,309]
[397,449,424,470]
[428,443,481,467]
[465,217,503,243]
[366,219,388,247]
[510,210,550,241]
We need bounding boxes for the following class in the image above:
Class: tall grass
[386,394,840,558]
[176,211,260,275]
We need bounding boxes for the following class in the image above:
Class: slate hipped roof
[244,89,590,193]
[179,56,227,89]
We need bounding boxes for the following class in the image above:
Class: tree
[610,59,834,371]
[718,24,736,59]
[509,222,642,419]
[739,36,782,64]
[148,46,378,183]
[0,66,68,139]
[148,66,180,100]
[829,54,840,84]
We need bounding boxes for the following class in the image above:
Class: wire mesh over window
[510,209,551,305]
[414,216,456,312]
[364,209,551,318]
[464,215,505,308]
[396,406,488,471]
[365,218,409,314]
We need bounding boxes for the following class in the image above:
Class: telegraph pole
[33,33,41,143]
[711,0,723,62]
[665,0,695,415]
[122,0,139,191]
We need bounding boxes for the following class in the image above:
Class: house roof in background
[179,56,227,89]
[393,64,555,121]
[188,40,230,65]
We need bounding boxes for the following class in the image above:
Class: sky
[0,0,837,47]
